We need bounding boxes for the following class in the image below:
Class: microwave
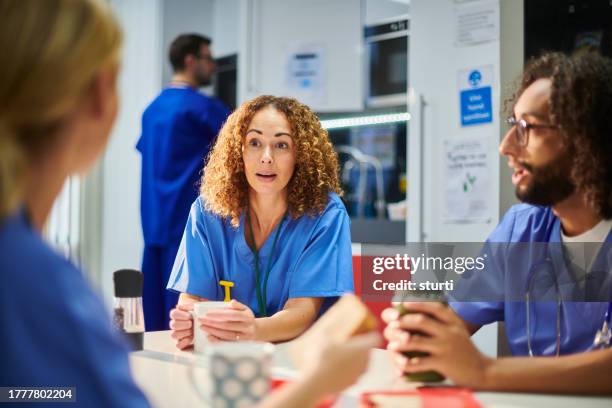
[365,17,409,108]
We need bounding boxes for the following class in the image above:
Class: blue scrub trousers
[142,243,180,331]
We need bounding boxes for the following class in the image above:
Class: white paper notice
[454,0,499,47]
[444,138,492,223]
[284,44,326,106]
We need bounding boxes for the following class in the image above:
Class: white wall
[100,0,164,304]
[161,0,214,86]
[212,0,240,57]
[365,0,410,25]
[238,0,363,111]
[408,0,502,243]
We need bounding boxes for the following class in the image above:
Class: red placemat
[272,379,336,408]
[361,387,481,408]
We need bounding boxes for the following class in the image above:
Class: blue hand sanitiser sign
[458,66,493,127]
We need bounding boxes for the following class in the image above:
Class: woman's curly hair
[200,95,343,227]
[505,51,612,219]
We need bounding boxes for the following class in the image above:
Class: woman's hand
[256,332,381,408]
[304,332,382,397]
[199,299,257,341]
[382,302,492,387]
[169,303,195,350]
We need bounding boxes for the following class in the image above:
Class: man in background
[137,33,230,331]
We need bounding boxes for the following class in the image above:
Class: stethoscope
[593,302,612,349]
[525,257,562,356]
[524,255,612,356]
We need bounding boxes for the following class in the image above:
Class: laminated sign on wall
[444,138,492,224]
[458,65,494,127]
[285,44,326,107]
[454,0,499,47]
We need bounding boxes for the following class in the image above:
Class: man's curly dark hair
[506,52,612,219]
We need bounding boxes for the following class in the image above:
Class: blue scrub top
[451,204,612,356]
[0,211,149,407]
[137,87,230,246]
[167,192,354,317]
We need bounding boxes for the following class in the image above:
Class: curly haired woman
[167,95,354,347]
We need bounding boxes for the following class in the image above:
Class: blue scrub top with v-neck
[451,204,612,356]
[166,192,354,317]
[0,210,149,407]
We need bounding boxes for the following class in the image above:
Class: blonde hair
[0,0,122,219]
[200,95,343,228]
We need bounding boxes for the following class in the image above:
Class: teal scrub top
[167,192,355,317]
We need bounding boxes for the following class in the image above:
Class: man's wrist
[479,356,497,390]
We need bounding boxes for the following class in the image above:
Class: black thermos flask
[112,269,145,351]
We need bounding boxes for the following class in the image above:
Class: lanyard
[246,210,286,317]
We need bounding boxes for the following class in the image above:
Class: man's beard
[195,71,212,87]
[516,152,575,206]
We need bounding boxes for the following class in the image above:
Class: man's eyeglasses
[505,116,558,146]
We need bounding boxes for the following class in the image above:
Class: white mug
[190,301,230,353]
[190,341,275,408]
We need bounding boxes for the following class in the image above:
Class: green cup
[393,289,447,383]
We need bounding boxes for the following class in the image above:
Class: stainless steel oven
[365,16,409,108]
